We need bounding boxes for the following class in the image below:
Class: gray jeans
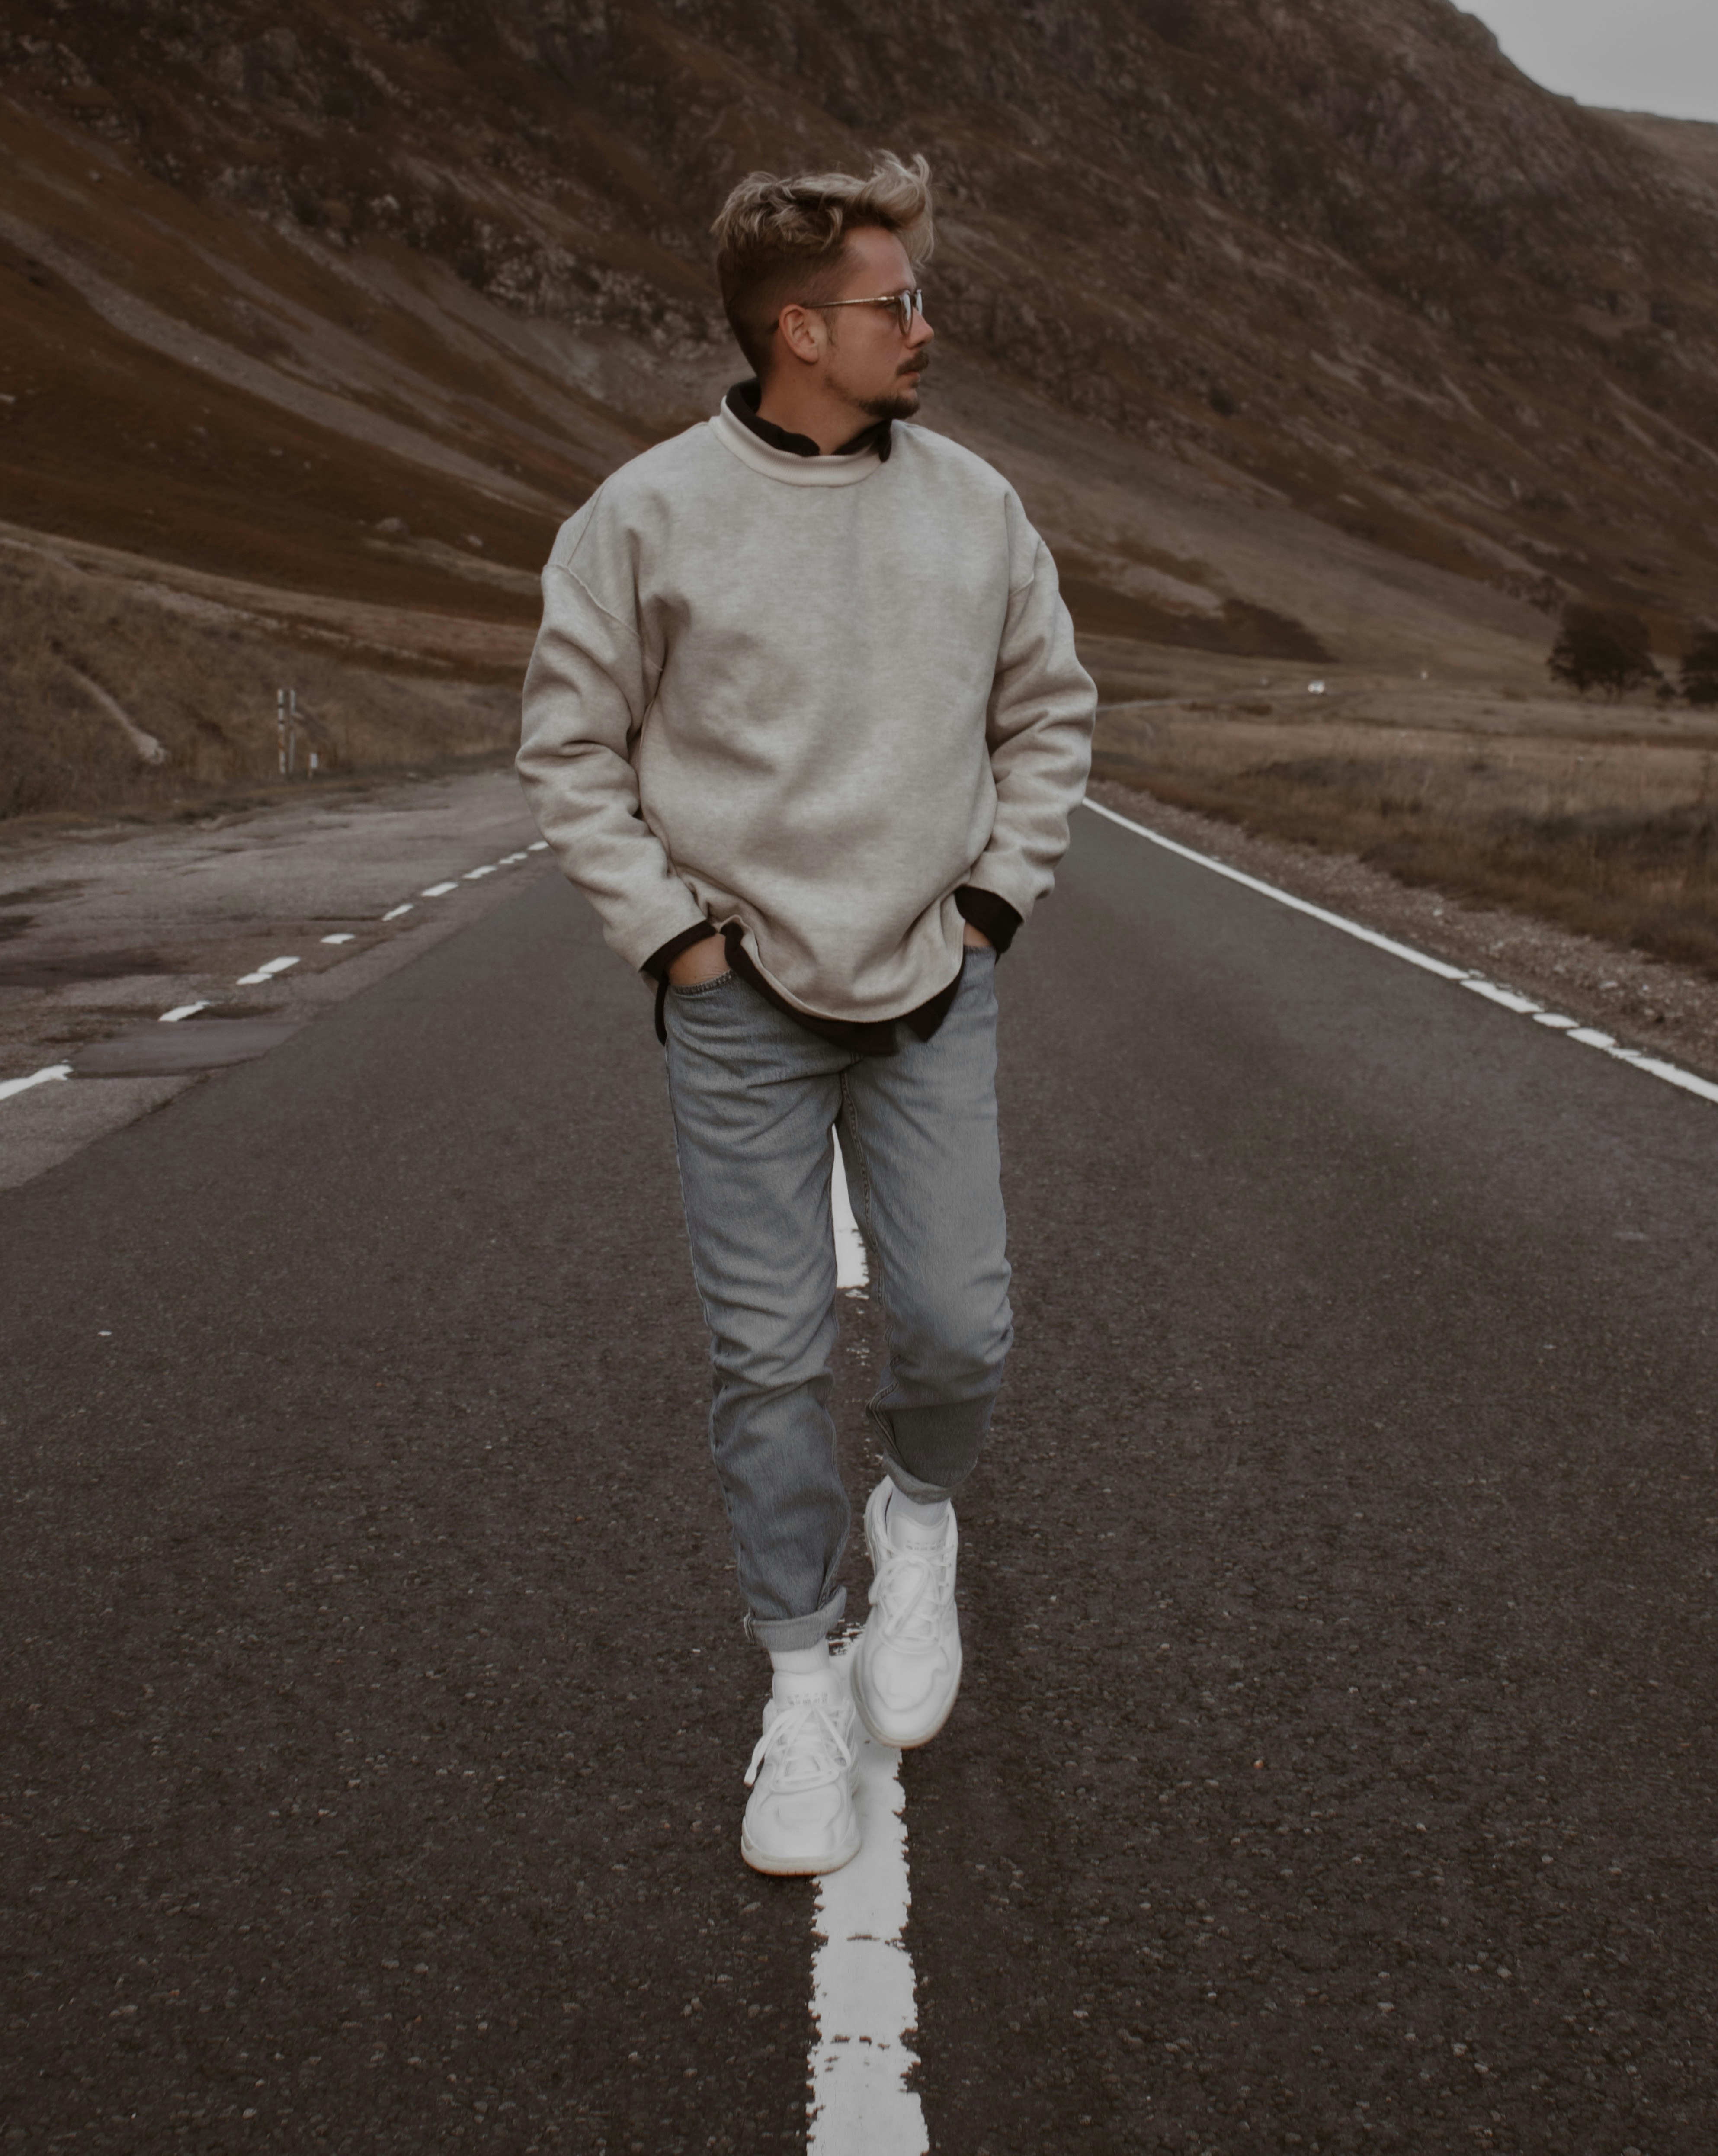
[663,950,1013,1650]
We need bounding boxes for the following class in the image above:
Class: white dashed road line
[228,851,545,997]
[1081,797,1718,1110]
[235,956,302,987]
[1461,978,1539,1015]
[0,1064,72,1104]
[808,1650,927,2156]
[6,845,554,1120]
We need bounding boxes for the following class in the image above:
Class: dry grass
[1095,689,1718,978]
[0,555,519,824]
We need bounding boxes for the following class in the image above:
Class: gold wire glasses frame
[812,288,925,337]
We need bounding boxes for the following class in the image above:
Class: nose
[908,306,934,350]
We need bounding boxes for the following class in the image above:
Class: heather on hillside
[3,0,1718,625]
[1096,703,1718,978]
[0,558,516,822]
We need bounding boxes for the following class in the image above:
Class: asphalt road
[3,806,1716,2154]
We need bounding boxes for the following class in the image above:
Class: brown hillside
[2,0,1718,793]
[1601,111,1718,203]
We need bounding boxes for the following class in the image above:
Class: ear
[775,302,827,369]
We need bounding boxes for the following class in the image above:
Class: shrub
[1681,628,1718,709]
[1548,604,1660,699]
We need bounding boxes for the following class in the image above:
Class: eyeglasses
[813,288,925,337]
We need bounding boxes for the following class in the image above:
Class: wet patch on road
[0,947,176,988]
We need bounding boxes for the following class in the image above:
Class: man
[518,152,1094,1876]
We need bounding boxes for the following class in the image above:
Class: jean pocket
[668,970,736,998]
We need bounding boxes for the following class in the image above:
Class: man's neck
[754,376,878,456]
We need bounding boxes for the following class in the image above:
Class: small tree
[1548,604,1660,699]
[1681,627,1718,709]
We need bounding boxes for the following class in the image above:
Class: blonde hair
[711,153,935,376]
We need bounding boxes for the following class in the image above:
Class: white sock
[887,1487,951,1549]
[769,1641,831,1700]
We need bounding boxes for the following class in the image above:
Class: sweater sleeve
[516,543,710,972]
[965,514,1097,927]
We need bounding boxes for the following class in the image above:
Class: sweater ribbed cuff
[955,886,1023,954]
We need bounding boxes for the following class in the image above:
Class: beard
[857,358,929,423]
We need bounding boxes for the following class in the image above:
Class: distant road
[3,809,1716,2152]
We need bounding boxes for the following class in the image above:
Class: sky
[1466,0,1718,124]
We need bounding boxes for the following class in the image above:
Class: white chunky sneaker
[851,1478,962,1749]
[740,1676,861,1877]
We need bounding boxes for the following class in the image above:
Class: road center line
[831,1134,869,1293]
[805,1158,924,2152]
[1081,796,1718,1109]
[808,1648,927,2156]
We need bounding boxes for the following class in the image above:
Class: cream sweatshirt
[517,400,1096,1023]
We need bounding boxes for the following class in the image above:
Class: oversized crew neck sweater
[517,399,1096,1027]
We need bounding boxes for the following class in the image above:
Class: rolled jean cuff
[881,1458,967,1506]
[869,1393,998,1505]
[743,1586,846,1652]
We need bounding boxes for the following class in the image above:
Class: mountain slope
[3,0,1717,702]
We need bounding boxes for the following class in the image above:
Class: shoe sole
[740,1825,862,1878]
[850,1649,962,1749]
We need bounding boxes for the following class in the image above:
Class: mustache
[901,355,930,377]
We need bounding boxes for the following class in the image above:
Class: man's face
[814,225,935,422]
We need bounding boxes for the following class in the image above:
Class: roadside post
[276,688,302,777]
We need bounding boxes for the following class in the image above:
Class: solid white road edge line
[808,1649,927,2156]
[1080,796,1718,1110]
[0,1063,73,1105]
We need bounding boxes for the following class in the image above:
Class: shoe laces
[744,1694,854,1792]
[872,1532,956,1651]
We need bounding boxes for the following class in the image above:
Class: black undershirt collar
[725,379,893,464]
